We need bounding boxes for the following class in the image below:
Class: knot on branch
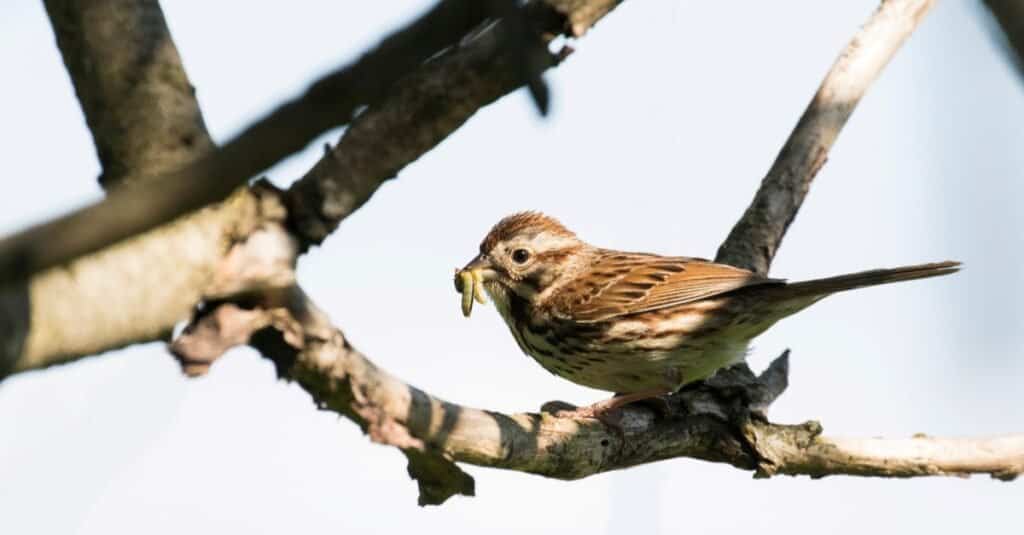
[665,352,818,475]
[654,352,830,478]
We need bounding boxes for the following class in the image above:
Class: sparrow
[455,212,959,416]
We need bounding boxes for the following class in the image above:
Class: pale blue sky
[1,2,1022,534]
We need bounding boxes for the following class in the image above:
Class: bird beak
[454,255,496,317]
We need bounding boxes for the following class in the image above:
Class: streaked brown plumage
[456,212,959,409]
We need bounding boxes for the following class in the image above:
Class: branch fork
[13,0,1023,509]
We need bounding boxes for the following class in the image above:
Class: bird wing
[550,252,783,322]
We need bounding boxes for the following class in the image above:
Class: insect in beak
[455,255,492,317]
[456,269,488,316]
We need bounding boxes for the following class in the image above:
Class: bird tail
[779,261,961,299]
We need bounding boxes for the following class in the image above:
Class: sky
[1,1,1022,533]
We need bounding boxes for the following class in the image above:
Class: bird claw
[542,392,672,429]
[627,395,674,419]
[544,401,629,432]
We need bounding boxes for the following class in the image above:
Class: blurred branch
[1,0,219,376]
[43,0,214,187]
[1,0,618,376]
[0,0,503,282]
[285,1,620,244]
[284,12,548,243]
[982,0,1024,80]
[283,0,611,244]
[5,188,284,376]
[715,0,935,274]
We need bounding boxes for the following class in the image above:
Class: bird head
[455,212,588,316]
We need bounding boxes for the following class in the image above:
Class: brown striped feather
[550,251,783,322]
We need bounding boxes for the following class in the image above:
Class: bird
[454,212,960,418]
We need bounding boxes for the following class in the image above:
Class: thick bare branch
[43,0,214,187]
[0,0,219,376]
[715,0,936,274]
[7,189,282,375]
[0,0,498,282]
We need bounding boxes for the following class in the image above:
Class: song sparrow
[455,212,959,416]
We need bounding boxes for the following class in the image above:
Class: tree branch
[1,0,607,376]
[0,0,502,282]
[43,0,214,187]
[1,0,219,376]
[983,0,1024,82]
[285,1,617,243]
[286,328,1022,484]
[758,430,1024,480]
[6,189,282,376]
[284,7,561,243]
[715,0,935,274]
[16,0,1020,510]
[174,280,1022,506]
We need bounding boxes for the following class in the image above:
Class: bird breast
[502,294,753,393]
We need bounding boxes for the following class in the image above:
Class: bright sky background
[1,1,1022,533]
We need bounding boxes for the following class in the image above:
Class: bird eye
[511,249,531,264]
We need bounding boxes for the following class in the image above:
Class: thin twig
[715,0,936,274]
